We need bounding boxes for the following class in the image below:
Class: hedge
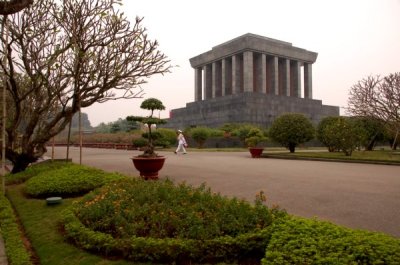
[262,216,400,264]
[5,160,71,185]
[0,192,32,265]
[62,207,275,263]
[24,164,125,198]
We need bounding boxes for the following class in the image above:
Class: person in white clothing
[174,130,187,154]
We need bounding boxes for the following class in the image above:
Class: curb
[263,154,400,166]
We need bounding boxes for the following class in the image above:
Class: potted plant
[245,128,267,158]
[127,98,167,180]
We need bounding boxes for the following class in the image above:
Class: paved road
[48,147,400,238]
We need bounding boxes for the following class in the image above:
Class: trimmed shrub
[268,113,314,153]
[262,217,400,264]
[245,128,267,147]
[232,124,260,145]
[132,137,148,148]
[25,164,125,198]
[5,160,71,185]
[317,116,342,152]
[190,127,210,148]
[157,128,177,146]
[0,192,32,265]
[62,179,286,263]
[323,117,363,156]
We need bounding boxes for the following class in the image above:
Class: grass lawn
[6,185,147,265]
[264,150,400,163]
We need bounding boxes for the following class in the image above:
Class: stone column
[260,54,267,94]
[203,64,212,100]
[243,51,254,92]
[304,63,313,99]
[290,60,301,98]
[232,54,242,94]
[212,62,217,98]
[267,56,279,95]
[194,67,202,101]
[222,58,232,96]
[279,58,290,96]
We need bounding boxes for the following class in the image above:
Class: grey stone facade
[167,33,339,129]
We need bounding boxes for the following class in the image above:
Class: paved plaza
[49,147,400,238]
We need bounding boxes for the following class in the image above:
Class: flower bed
[62,179,286,263]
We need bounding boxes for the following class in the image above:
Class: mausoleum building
[167,33,339,128]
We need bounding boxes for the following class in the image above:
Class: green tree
[347,73,400,150]
[351,116,385,151]
[268,113,314,153]
[1,0,171,173]
[323,117,363,156]
[190,127,210,148]
[317,116,341,152]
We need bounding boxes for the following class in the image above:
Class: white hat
[177,129,182,133]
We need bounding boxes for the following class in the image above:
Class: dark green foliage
[351,117,385,151]
[189,127,210,148]
[318,116,367,155]
[142,128,175,147]
[132,137,148,148]
[245,128,267,147]
[0,193,32,265]
[268,113,315,153]
[25,164,125,198]
[62,179,286,263]
[317,116,342,152]
[156,128,177,145]
[321,117,363,156]
[95,119,138,133]
[232,124,260,145]
[140,98,165,111]
[262,217,400,264]
[219,123,243,134]
[110,123,121,133]
[5,160,71,185]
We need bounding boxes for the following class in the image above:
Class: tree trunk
[0,0,33,15]
[288,144,296,153]
[10,153,37,173]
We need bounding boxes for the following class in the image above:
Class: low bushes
[0,192,32,265]
[62,179,286,263]
[5,160,71,185]
[25,164,125,198]
[263,216,400,264]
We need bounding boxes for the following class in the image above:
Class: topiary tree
[268,113,314,153]
[126,98,166,157]
[190,127,210,148]
[245,128,267,148]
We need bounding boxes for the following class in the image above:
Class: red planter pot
[249,147,264,158]
[131,156,166,180]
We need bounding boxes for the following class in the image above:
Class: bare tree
[0,0,171,173]
[0,0,33,15]
[347,73,400,149]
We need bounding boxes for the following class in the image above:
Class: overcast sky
[85,0,400,126]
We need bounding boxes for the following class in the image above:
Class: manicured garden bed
[2,161,400,264]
